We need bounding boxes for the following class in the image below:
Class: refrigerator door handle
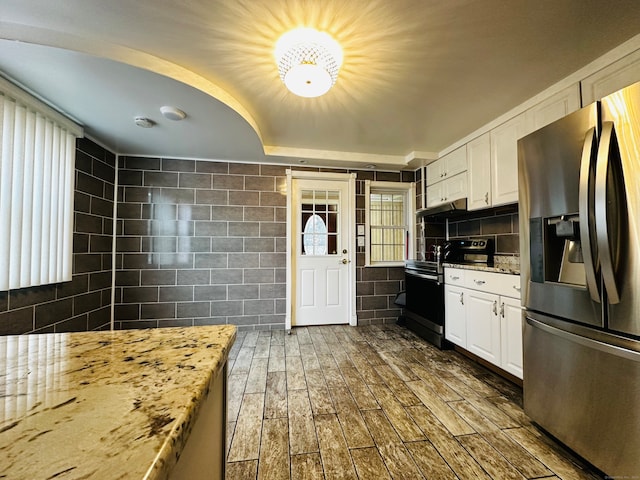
[578,127,600,302]
[526,316,640,361]
[595,121,620,304]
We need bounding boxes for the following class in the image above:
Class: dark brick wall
[114,158,288,330]
[116,161,414,330]
[0,143,415,335]
[355,169,415,326]
[0,138,115,335]
[447,204,520,255]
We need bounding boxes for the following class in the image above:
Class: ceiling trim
[404,151,439,168]
[264,145,408,167]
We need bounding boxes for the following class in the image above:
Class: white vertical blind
[0,90,79,291]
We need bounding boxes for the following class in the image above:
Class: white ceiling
[1,0,640,170]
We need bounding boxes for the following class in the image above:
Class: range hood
[416,198,467,218]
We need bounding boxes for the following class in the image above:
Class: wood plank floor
[225,324,604,480]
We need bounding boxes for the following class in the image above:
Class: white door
[287,173,355,329]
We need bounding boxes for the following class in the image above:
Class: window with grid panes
[365,181,415,266]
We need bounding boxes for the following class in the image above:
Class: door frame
[286,169,357,332]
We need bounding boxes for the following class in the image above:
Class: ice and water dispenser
[530,214,587,286]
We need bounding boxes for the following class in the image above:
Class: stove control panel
[444,238,494,264]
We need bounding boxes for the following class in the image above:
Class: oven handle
[405,270,440,282]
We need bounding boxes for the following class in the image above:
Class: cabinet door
[500,296,523,379]
[445,285,467,347]
[443,145,467,178]
[426,160,443,187]
[467,132,492,210]
[443,172,467,202]
[581,48,640,104]
[466,290,501,365]
[426,181,443,207]
[491,114,525,207]
[524,84,581,135]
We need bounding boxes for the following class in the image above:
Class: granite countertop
[444,256,520,275]
[0,325,236,480]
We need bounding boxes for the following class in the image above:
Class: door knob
[341,258,350,264]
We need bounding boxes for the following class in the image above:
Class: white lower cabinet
[500,296,524,378]
[466,289,502,366]
[444,267,523,379]
[444,284,466,346]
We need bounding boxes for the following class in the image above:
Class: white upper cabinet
[467,85,580,212]
[581,48,640,104]
[424,145,468,208]
[491,114,525,207]
[524,84,581,135]
[467,132,492,210]
[439,43,640,214]
[467,114,524,211]
[425,172,467,207]
[426,145,467,186]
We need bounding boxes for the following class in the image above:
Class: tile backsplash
[447,204,519,255]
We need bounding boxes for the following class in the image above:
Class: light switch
[357,236,365,247]
[357,224,365,236]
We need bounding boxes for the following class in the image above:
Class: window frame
[364,180,415,267]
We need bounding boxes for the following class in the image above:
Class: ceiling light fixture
[160,106,187,121]
[275,28,343,98]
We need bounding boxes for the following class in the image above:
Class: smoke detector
[134,116,155,128]
[160,106,186,121]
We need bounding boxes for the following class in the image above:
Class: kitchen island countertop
[0,325,236,480]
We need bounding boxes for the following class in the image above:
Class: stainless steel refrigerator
[518,82,640,477]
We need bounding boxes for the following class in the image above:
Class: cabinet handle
[460,292,464,305]
[500,302,505,318]
[513,285,521,292]
[493,300,498,315]
[443,171,447,177]
[484,192,489,204]
[474,279,486,285]
[451,275,460,281]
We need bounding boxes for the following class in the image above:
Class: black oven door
[403,269,447,348]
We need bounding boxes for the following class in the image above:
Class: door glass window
[301,189,339,255]
[303,214,328,255]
